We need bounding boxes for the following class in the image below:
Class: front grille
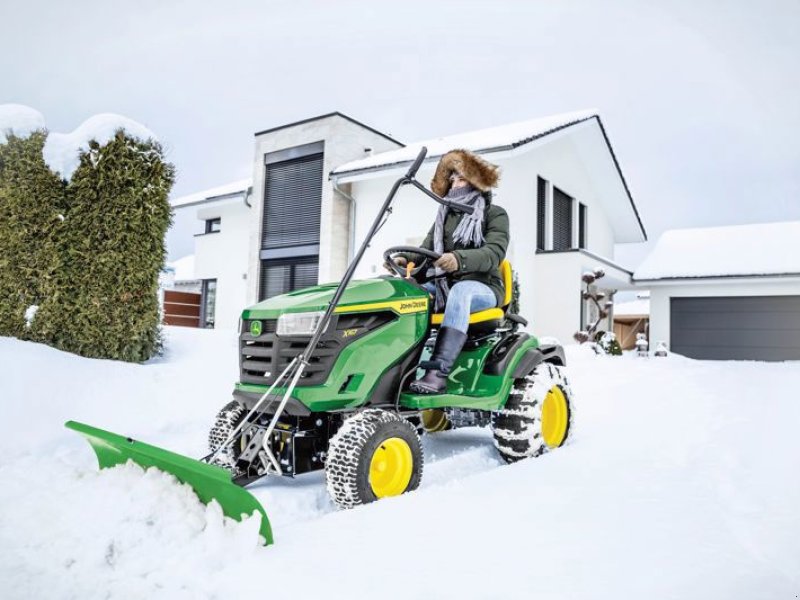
[239,312,396,387]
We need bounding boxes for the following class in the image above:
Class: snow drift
[0,327,798,599]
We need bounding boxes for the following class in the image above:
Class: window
[578,203,587,249]
[552,186,573,251]
[205,218,221,234]
[536,177,546,251]
[200,279,217,328]
[259,257,319,300]
[258,144,324,300]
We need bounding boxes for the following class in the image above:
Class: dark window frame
[200,278,217,329]
[578,203,587,249]
[204,217,221,234]
[536,177,547,251]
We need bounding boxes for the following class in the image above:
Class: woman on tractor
[387,149,509,394]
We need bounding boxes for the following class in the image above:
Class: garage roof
[634,221,800,281]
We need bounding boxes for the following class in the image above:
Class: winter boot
[409,326,467,395]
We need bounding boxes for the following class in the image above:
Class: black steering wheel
[383,246,442,279]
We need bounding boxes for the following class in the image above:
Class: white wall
[648,277,800,348]
[193,198,252,331]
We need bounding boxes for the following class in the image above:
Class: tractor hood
[242,277,428,320]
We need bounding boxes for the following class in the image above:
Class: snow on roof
[171,178,251,208]
[43,114,157,180]
[634,221,800,281]
[0,104,46,143]
[167,255,196,281]
[614,298,650,317]
[333,109,598,176]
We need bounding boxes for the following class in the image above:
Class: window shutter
[552,187,573,251]
[578,203,587,249]
[259,257,320,300]
[537,177,546,251]
[262,154,323,249]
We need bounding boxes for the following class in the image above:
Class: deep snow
[1,327,798,599]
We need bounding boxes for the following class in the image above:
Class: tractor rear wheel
[325,409,423,509]
[492,362,574,463]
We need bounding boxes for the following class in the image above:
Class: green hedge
[35,132,175,361]
[0,132,65,340]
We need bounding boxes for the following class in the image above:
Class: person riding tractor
[386,149,509,395]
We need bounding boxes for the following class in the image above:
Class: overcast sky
[2,0,798,266]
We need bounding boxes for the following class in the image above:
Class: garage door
[670,296,800,361]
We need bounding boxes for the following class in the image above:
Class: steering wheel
[383,246,442,279]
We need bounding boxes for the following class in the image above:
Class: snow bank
[1,328,799,598]
[43,113,158,180]
[0,104,46,142]
[634,221,800,280]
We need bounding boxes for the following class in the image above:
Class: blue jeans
[423,280,497,334]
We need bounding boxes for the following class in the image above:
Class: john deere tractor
[67,147,574,545]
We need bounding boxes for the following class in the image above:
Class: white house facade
[170,110,646,343]
[634,221,800,361]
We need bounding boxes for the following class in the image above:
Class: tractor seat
[430,259,514,334]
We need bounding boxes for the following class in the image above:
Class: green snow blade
[65,420,273,545]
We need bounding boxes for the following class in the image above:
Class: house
[633,221,800,361]
[170,110,646,342]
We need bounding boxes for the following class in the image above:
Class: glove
[434,252,459,273]
[383,255,407,273]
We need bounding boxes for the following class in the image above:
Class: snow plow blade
[65,420,273,545]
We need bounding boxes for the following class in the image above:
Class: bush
[34,131,174,361]
[0,132,65,340]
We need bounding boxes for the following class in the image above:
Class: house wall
[648,277,800,348]
[192,199,252,330]
[246,116,401,304]
[347,137,625,344]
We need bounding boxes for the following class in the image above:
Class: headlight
[276,311,325,336]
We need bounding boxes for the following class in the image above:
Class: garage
[632,221,800,362]
[670,296,800,361]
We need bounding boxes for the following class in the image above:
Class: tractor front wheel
[492,363,575,463]
[325,409,423,509]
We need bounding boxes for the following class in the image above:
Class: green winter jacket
[399,192,510,307]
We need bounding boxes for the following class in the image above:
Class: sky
[2,0,799,267]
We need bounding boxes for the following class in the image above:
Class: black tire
[325,409,424,509]
[492,362,575,463]
[208,400,247,468]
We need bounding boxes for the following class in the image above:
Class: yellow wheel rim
[541,386,569,448]
[369,437,413,498]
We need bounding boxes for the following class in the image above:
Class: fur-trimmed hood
[430,149,501,197]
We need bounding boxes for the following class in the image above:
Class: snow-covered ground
[1,327,798,599]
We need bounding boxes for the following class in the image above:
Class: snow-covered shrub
[596,330,622,356]
[0,131,65,339]
[35,131,174,361]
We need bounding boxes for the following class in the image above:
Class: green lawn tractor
[67,147,575,546]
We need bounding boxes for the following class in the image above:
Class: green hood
[242,277,428,320]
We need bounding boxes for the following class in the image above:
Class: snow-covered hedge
[0,131,65,340]
[0,105,174,361]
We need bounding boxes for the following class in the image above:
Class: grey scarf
[431,185,486,312]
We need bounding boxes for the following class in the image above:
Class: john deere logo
[250,320,263,337]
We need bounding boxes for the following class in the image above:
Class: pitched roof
[254,112,403,146]
[333,109,598,175]
[634,221,800,281]
[170,178,251,208]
